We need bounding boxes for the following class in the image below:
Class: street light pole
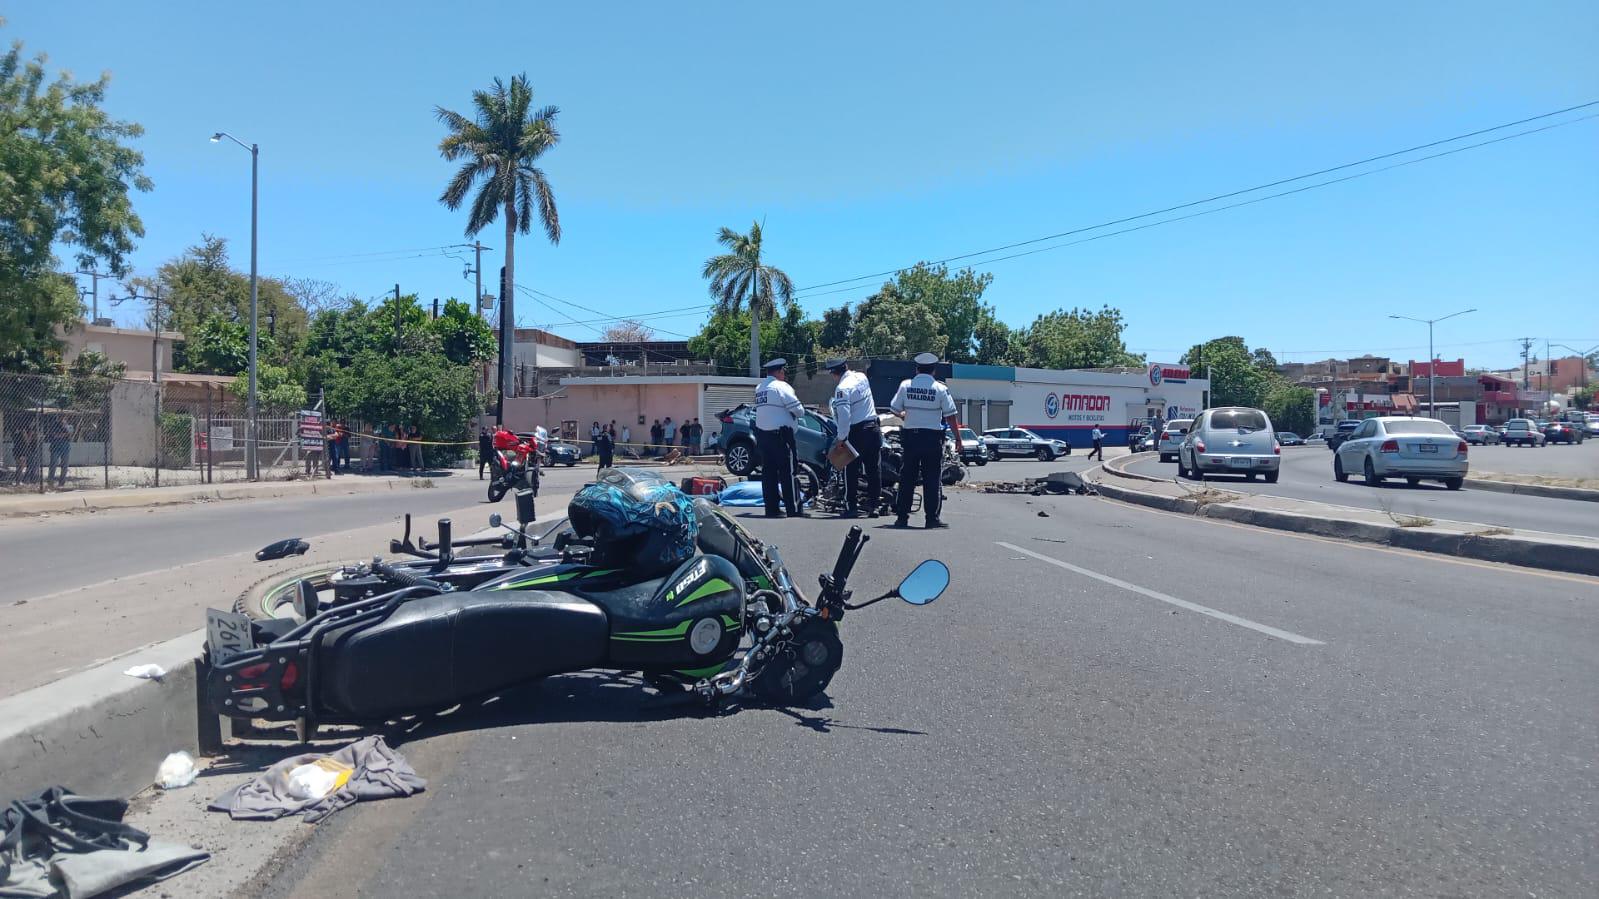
[212,132,260,479]
[1388,309,1476,418]
[1551,343,1599,392]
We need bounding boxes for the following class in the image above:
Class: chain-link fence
[1,371,329,494]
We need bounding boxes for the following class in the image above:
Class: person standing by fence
[46,415,72,488]
[595,427,614,471]
[650,420,663,457]
[407,424,424,470]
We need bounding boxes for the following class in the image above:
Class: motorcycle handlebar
[370,557,446,593]
[830,526,866,586]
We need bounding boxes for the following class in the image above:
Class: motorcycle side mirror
[255,538,309,562]
[488,513,503,529]
[896,559,949,606]
[515,489,535,526]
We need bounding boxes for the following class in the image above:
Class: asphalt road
[1453,437,1599,479]
[0,465,628,606]
[1127,445,1599,538]
[250,488,1597,897]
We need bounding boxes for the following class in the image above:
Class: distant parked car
[983,427,1070,461]
[957,427,994,465]
[1277,431,1305,447]
[1156,418,1194,462]
[1461,425,1500,445]
[1543,421,1584,444]
[1501,419,1545,447]
[1326,420,1363,451]
[1332,416,1467,489]
[1178,407,1280,482]
[545,441,580,466]
[715,403,836,476]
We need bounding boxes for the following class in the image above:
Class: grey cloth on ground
[1,786,208,899]
[208,735,425,823]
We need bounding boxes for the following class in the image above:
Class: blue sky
[15,1,1598,369]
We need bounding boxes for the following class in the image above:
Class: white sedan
[1332,416,1468,489]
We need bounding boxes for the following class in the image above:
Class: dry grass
[1473,526,1514,537]
[1393,515,1435,528]
[1473,471,1599,490]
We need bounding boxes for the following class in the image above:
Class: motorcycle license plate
[1420,444,1438,453]
[1229,457,1251,468]
[206,608,255,664]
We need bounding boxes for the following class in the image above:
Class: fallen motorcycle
[204,468,947,736]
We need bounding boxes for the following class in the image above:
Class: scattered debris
[123,663,166,680]
[981,471,1096,496]
[1037,510,1049,517]
[0,786,209,896]
[209,735,424,823]
[156,751,198,789]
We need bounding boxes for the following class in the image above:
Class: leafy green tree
[431,298,495,366]
[1017,306,1140,370]
[1182,336,1276,408]
[1263,384,1317,435]
[1,36,150,369]
[688,310,755,375]
[154,235,307,353]
[890,263,992,363]
[817,305,853,351]
[326,352,481,463]
[229,363,306,411]
[702,221,794,376]
[1570,385,1594,411]
[176,315,248,375]
[972,307,1015,366]
[852,285,947,360]
[436,73,562,393]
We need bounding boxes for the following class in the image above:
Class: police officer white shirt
[830,370,875,428]
[891,373,956,431]
[755,376,804,430]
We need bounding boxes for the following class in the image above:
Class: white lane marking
[995,541,1325,645]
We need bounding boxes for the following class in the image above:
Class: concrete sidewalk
[1093,454,1599,577]
[0,472,449,518]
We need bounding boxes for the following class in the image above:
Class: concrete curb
[0,475,443,518]
[1463,478,1599,503]
[0,631,207,804]
[1090,471,1599,578]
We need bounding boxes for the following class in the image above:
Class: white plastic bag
[123,664,166,680]
[156,751,197,789]
[287,758,353,801]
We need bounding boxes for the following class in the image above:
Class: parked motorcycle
[206,471,949,736]
[487,443,538,503]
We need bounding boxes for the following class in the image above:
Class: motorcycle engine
[752,619,843,704]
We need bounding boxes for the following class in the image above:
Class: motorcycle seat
[317,589,608,718]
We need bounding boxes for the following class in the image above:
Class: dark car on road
[1326,420,1362,451]
[1277,431,1305,446]
[1543,421,1585,444]
[714,404,835,476]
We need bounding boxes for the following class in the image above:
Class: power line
[792,100,1599,299]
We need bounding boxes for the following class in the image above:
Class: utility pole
[393,284,402,347]
[497,266,510,425]
[1388,309,1474,419]
[74,271,111,324]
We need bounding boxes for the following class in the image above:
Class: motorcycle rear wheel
[236,562,356,622]
[751,618,843,705]
[487,481,508,502]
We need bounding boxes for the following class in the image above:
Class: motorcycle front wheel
[752,618,843,705]
[487,481,508,502]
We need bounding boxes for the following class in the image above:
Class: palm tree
[701,221,794,376]
[435,74,561,407]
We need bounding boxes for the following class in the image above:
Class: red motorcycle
[488,434,537,502]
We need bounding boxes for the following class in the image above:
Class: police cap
[823,358,848,373]
[913,352,939,366]
[762,358,788,372]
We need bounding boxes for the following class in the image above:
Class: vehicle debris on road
[208,735,425,824]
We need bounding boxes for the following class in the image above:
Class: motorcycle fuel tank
[599,553,746,676]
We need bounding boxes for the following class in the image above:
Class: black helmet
[568,468,698,577]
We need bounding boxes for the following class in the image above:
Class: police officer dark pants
[845,420,882,515]
[896,428,944,523]
[756,426,799,515]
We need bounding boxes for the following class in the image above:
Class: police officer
[754,358,807,518]
[825,357,881,518]
[890,352,962,528]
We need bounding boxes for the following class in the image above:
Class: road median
[0,473,443,518]
[1094,454,1599,577]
